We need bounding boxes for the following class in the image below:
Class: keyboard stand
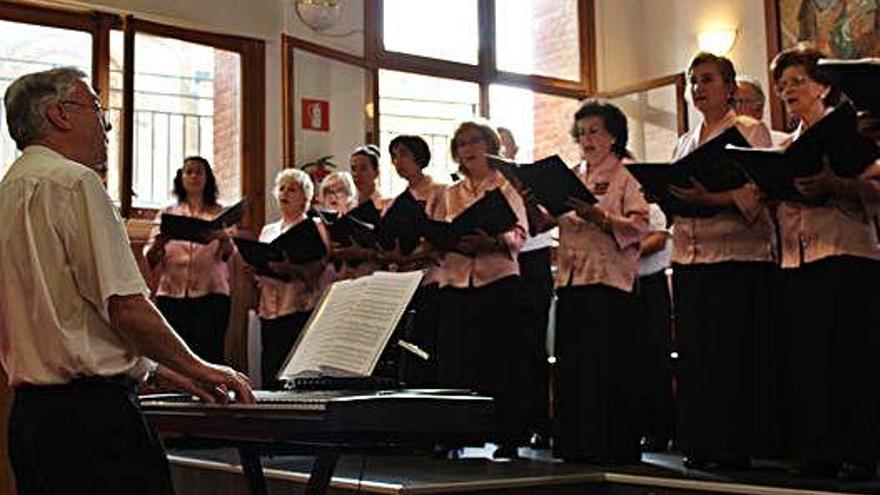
[237,446,338,495]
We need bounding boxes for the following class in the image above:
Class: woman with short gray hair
[254,167,330,390]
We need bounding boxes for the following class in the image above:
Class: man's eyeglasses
[60,100,112,131]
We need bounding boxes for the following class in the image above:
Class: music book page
[278,271,424,379]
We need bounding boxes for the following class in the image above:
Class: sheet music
[279,271,424,379]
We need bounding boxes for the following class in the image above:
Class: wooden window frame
[121,17,265,229]
[0,3,266,228]
[283,0,598,166]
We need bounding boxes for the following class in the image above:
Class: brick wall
[532,0,583,165]
[213,50,242,204]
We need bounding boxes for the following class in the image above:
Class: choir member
[498,126,554,447]
[144,156,235,364]
[770,44,880,480]
[254,168,330,389]
[319,170,358,215]
[387,135,446,385]
[668,53,776,469]
[350,144,390,210]
[552,100,649,463]
[634,203,673,453]
[434,121,530,459]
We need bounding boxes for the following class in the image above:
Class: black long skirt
[156,293,230,364]
[672,261,777,461]
[554,283,642,461]
[260,310,312,390]
[633,270,674,445]
[517,247,554,435]
[780,255,880,466]
[436,276,530,445]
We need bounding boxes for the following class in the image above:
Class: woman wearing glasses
[668,53,775,469]
[770,44,880,480]
[434,121,530,459]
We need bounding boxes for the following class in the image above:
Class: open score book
[277,270,424,381]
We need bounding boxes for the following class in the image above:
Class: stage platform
[167,446,880,495]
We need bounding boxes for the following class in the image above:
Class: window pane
[607,84,681,161]
[496,0,580,81]
[489,84,581,166]
[0,20,91,176]
[118,33,242,209]
[292,48,369,204]
[383,0,478,65]
[379,70,480,197]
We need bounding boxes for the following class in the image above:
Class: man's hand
[154,364,251,404]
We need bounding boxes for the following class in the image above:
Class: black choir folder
[421,187,518,251]
[377,190,427,254]
[160,198,246,243]
[325,199,382,247]
[724,102,879,201]
[233,218,327,280]
[626,127,751,218]
[277,271,424,385]
[818,58,880,116]
[491,154,597,216]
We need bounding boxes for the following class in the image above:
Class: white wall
[597,0,772,127]
[594,0,644,91]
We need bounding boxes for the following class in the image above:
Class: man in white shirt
[0,67,254,494]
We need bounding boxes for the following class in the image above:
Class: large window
[489,84,582,165]
[0,4,264,226]
[109,31,243,209]
[382,0,479,65]
[495,0,581,81]
[284,0,597,203]
[379,70,479,196]
[0,16,92,176]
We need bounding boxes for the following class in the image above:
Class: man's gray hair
[3,67,87,148]
[735,75,766,102]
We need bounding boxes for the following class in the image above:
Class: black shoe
[682,456,708,469]
[492,444,518,460]
[838,462,877,481]
[640,436,669,452]
[529,433,551,450]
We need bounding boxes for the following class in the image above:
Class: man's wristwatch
[145,362,160,388]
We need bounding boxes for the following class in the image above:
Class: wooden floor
[167,446,880,495]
